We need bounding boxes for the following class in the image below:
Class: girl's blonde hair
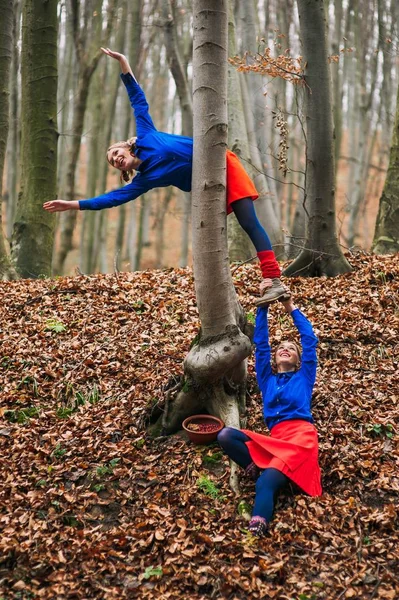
[107,136,137,183]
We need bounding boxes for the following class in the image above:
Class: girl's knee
[217,426,237,447]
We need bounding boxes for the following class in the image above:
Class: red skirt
[242,420,322,496]
[226,150,259,214]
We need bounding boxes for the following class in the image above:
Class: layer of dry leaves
[0,253,398,600]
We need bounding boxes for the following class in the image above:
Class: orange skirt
[242,420,322,496]
[226,150,259,214]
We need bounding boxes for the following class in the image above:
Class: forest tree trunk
[10,0,58,279]
[284,0,352,277]
[163,0,251,435]
[372,81,399,254]
[0,0,15,278]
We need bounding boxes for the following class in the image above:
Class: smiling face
[107,144,141,173]
[275,341,301,373]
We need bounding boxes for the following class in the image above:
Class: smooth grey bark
[53,0,116,275]
[346,3,379,248]
[0,0,15,278]
[164,0,251,436]
[237,0,280,218]
[120,0,144,270]
[10,0,58,279]
[227,0,253,261]
[240,72,283,253]
[331,0,343,168]
[372,81,399,254]
[161,0,193,267]
[5,0,21,242]
[57,4,74,201]
[80,0,105,274]
[284,0,352,277]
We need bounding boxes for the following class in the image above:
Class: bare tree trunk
[53,0,117,275]
[226,0,253,261]
[240,73,283,252]
[155,188,173,268]
[161,0,193,268]
[372,81,399,254]
[284,0,352,277]
[5,0,21,242]
[164,0,251,436]
[10,0,58,279]
[0,0,15,278]
[120,0,144,268]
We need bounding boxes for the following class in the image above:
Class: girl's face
[275,341,300,372]
[107,146,141,172]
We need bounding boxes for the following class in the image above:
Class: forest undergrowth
[0,252,398,599]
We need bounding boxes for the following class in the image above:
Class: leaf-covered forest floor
[0,253,398,600]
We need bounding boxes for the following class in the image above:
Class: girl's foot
[244,461,260,481]
[248,516,268,537]
[256,278,291,306]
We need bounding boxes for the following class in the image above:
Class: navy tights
[217,427,289,522]
[231,198,272,252]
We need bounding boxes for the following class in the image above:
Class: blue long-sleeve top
[79,73,193,211]
[254,306,318,431]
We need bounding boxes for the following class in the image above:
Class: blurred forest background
[1,0,398,277]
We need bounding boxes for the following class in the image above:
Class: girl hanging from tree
[217,285,322,537]
[44,48,288,305]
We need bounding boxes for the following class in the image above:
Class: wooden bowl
[182,414,224,445]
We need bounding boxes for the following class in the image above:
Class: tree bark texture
[226,0,253,262]
[163,0,251,433]
[11,0,58,279]
[0,0,15,277]
[5,0,21,242]
[53,0,116,275]
[284,0,352,277]
[372,81,399,255]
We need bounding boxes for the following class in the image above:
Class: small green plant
[143,566,163,579]
[92,483,106,492]
[202,451,223,466]
[363,536,371,545]
[197,475,226,501]
[96,458,120,478]
[366,422,394,439]
[36,479,47,488]
[5,406,40,424]
[1,356,11,369]
[375,271,387,284]
[45,318,67,333]
[182,379,191,393]
[56,407,75,419]
[17,375,39,396]
[246,312,255,325]
[63,513,81,527]
[132,300,146,313]
[52,443,67,459]
[134,438,145,449]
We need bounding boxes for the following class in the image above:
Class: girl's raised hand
[43,200,79,212]
[100,47,125,61]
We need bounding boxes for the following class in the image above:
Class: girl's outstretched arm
[101,47,156,136]
[101,47,134,77]
[281,298,318,385]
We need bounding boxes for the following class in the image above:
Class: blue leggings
[231,198,272,252]
[217,427,289,522]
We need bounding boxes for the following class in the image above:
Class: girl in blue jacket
[44,48,288,305]
[218,288,322,537]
